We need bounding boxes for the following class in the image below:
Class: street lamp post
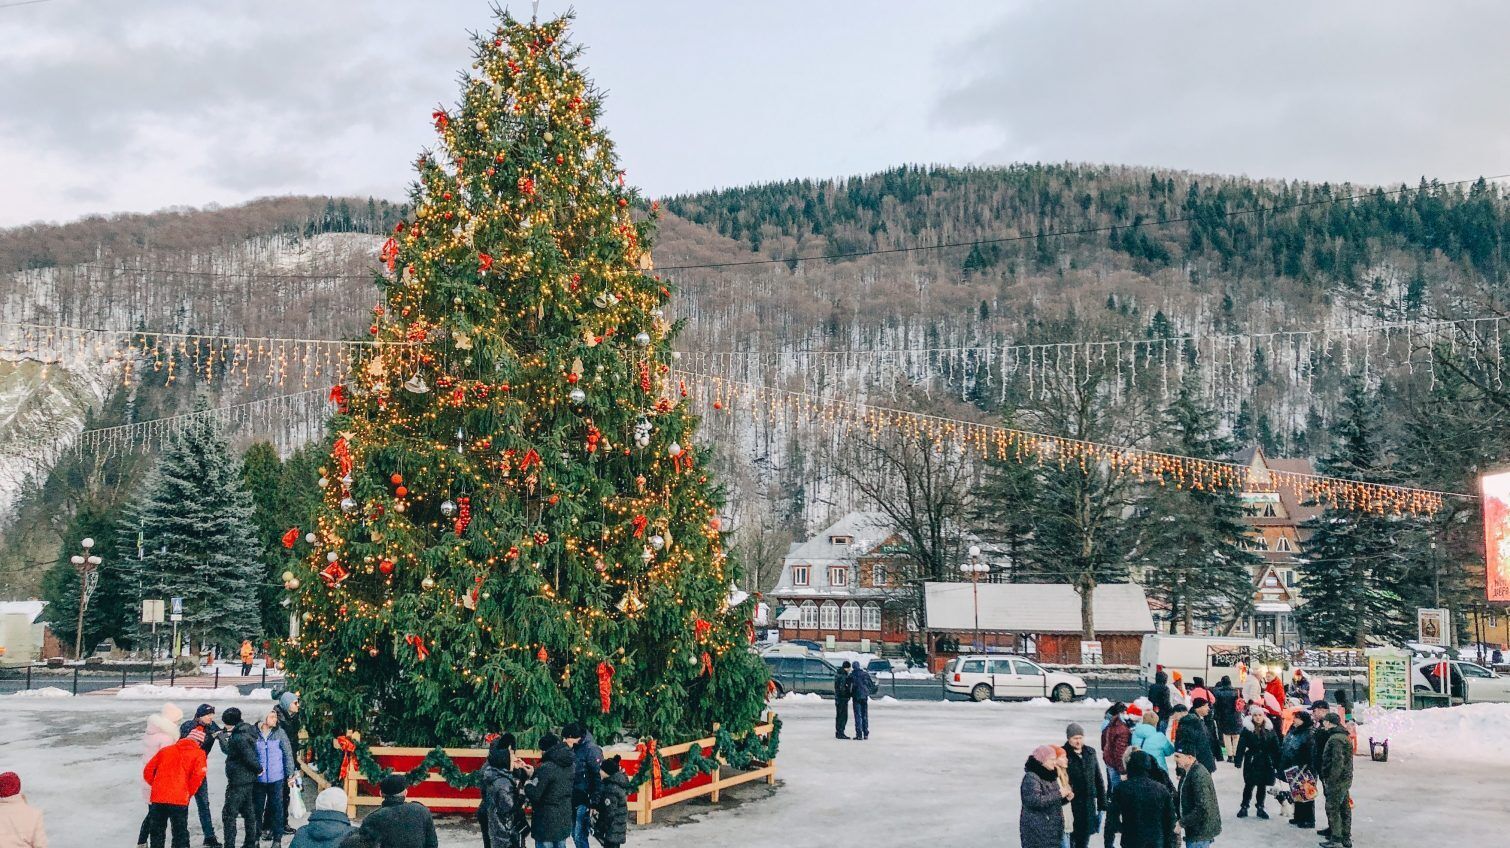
[959,545,988,652]
[69,537,102,660]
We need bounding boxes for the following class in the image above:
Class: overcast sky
[3,1,1508,228]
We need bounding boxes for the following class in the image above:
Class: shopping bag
[288,780,309,820]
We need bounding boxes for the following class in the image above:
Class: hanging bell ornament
[650,308,664,320]
[340,497,358,514]
[440,499,458,518]
[650,534,665,550]
[593,293,609,309]
[340,473,354,488]
[569,387,586,405]
[403,373,431,394]
[634,332,650,346]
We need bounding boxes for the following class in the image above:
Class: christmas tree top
[283,9,768,749]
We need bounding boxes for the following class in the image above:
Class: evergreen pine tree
[1296,379,1416,647]
[1139,375,1260,633]
[282,11,767,750]
[129,399,265,649]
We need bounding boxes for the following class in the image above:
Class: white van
[1139,634,1285,684]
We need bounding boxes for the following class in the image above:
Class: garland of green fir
[319,717,782,793]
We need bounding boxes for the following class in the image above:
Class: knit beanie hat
[487,747,511,769]
[1322,712,1344,726]
[315,787,348,813]
[1031,745,1058,767]
[278,691,299,712]
[1190,697,1209,710]
[222,707,243,726]
[489,732,516,752]
[538,733,561,752]
[602,755,622,776]
[0,773,17,798]
[188,726,207,744]
[379,773,409,797]
[1066,722,1086,739]
[1142,711,1160,725]
[561,722,585,739]
[194,703,216,719]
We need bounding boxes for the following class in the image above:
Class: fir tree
[1296,379,1417,647]
[129,400,265,649]
[41,502,137,655]
[282,11,767,750]
[1139,374,1260,633]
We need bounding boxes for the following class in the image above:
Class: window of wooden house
[792,565,809,586]
[841,602,860,630]
[819,602,839,629]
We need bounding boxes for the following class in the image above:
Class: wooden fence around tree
[330,715,779,826]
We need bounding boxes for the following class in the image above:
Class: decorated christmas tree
[283,10,768,755]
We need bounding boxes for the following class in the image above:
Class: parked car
[775,639,823,653]
[943,654,1087,702]
[1412,658,1510,703]
[763,653,841,697]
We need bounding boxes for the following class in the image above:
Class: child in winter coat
[1129,711,1175,775]
[138,703,185,847]
[1234,710,1282,819]
[143,728,210,848]
[0,772,46,848]
[592,756,629,848]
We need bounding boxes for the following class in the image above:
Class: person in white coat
[137,703,184,848]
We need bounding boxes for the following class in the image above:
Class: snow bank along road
[4,694,1504,847]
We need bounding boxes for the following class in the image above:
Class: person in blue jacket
[252,708,295,848]
[1129,709,1175,775]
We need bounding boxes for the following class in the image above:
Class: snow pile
[1357,703,1510,765]
[5,686,72,698]
[115,684,273,700]
[777,692,825,703]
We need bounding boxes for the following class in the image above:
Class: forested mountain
[4,164,1510,640]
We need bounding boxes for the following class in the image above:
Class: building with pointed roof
[1230,445,1322,648]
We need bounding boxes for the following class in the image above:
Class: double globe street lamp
[69,537,102,659]
[959,544,988,651]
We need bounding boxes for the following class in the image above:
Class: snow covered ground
[2,695,1505,847]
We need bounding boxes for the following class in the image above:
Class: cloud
[934,0,1510,185]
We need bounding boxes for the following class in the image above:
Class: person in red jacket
[143,727,210,848]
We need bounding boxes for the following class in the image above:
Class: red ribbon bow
[431,109,449,131]
[597,661,615,714]
[334,736,357,780]
[328,384,348,414]
[405,634,429,661]
[379,238,398,272]
[478,253,494,273]
[631,515,648,538]
[281,528,300,549]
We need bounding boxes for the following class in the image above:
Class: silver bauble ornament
[327,551,340,563]
[634,332,650,346]
[569,387,586,405]
[668,442,683,457]
[421,576,436,590]
[649,534,665,550]
[339,497,358,514]
[440,500,458,518]
[304,532,317,545]
[317,477,329,488]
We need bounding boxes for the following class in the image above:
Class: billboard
[1481,470,1510,602]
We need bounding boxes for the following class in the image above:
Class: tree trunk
[1080,580,1096,641]
[1183,600,1193,635]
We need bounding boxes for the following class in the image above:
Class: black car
[762,654,841,697]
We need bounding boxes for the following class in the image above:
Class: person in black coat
[181,703,226,847]
[1211,677,1242,762]
[592,756,629,848]
[1147,671,1172,729]
[1233,710,1282,818]
[1173,698,1217,773]
[1063,723,1105,848]
[357,774,438,848]
[1104,751,1175,848]
[523,734,575,847]
[220,708,263,848]
[1281,711,1317,828]
[478,737,527,848]
[833,662,854,739]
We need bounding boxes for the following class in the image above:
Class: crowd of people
[0,693,632,848]
[1019,666,1360,848]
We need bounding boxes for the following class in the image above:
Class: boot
[204,840,223,848]
[1237,807,1249,818]
[1257,808,1270,820]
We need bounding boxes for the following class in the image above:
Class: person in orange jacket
[239,640,255,677]
[143,727,210,848]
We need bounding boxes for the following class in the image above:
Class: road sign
[141,599,165,624]
[171,597,183,616]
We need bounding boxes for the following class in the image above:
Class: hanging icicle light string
[71,388,332,458]
[0,321,417,389]
[675,369,1467,517]
[674,313,1510,407]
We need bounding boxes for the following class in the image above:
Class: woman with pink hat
[1020,744,1071,848]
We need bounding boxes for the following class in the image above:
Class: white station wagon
[944,654,1087,702]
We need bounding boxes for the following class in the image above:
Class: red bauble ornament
[379,560,395,575]
[395,486,408,498]
[390,473,404,485]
